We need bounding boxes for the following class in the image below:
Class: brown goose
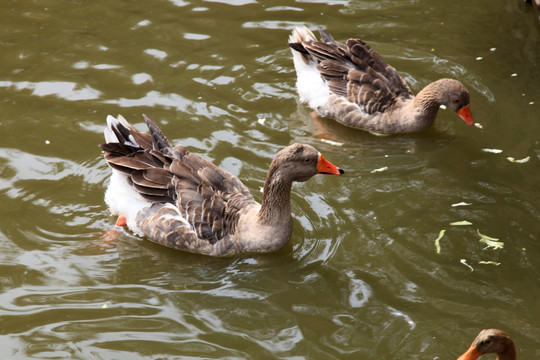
[288,26,474,134]
[525,0,540,9]
[458,329,516,360]
[99,115,344,256]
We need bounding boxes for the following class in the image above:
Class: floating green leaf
[460,259,474,272]
[506,156,530,164]
[482,148,503,154]
[320,138,344,147]
[450,220,473,226]
[477,229,504,250]
[479,261,500,266]
[434,229,446,254]
[370,166,388,173]
[451,202,472,207]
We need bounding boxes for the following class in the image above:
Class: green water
[1,0,539,358]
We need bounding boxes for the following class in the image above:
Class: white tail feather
[104,115,139,147]
[289,26,329,110]
[103,115,149,235]
[288,25,317,46]
[104,115,120,143]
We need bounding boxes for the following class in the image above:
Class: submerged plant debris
[477,229,504,250]
[479,261,500,266]
[460,259,474,272]
[452,202,472,207]
[434,229,446,254]
[482,148,503,154]
[320,138,344,147]
[506,156,530,163]
[371,166,388,173]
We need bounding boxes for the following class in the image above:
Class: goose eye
[304,158,313,164]
[454,99,460,104]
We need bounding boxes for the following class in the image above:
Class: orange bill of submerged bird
[99,115,343,256]
[457,329,516,360]
[457,104,474,125]
[288,26,474,134]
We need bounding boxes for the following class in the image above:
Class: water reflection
[0,81,101,101]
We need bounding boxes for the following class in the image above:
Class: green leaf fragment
[482,148,503,154]
[506,156,530,163]
[478,261,501,266]
[477,229,499,241]
[451,202,472,207]
[450,220,473,226]
[460,259,474,272]
[370,166,388,173]
[434,229,446,254]
[477,229,504,250]
[320,138,344,147]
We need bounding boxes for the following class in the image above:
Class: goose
[288,26,474,134]
[99,114,344,256]
[525,0,540,9]
[458,329,516,360]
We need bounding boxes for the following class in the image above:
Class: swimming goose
[458,329,516,360]
[288,26,474,134]
[99,115,344,256]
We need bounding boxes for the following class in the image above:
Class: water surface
[1,0,540,358]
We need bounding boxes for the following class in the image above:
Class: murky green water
[1,0,539,358]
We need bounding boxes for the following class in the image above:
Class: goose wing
[292,28,414,114]
[99,115,254,248]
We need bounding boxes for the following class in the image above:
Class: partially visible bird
[457,329,516,360]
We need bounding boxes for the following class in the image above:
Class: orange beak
[316,154,344,175]
[457,344,483,360]
[457,104,474,126]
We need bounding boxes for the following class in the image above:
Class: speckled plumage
[289,26,474,133]
[100,115,343,256]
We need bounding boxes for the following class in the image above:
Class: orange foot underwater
[101,216,128,249]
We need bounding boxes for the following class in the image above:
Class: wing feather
[289,27,414,115]
[100,115,256,248]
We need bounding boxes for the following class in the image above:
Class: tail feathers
[288,26,330,109]
[143,114,173,153]
[288,25,316,44]
[288,26,319,66]
[101,114,174,156]
[104,115,139,147]
[317,27,336,44]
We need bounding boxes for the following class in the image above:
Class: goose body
[458,329,516,360]
[99,115,343,256]
[288,26,474,134]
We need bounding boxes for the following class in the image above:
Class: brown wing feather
[135,203,236,255]
[104,152,164,171]
[129,130,153,149]
[169,154,248,245]
[100,115,255,247]
[347,39,412,101]
[291,28,413,115]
